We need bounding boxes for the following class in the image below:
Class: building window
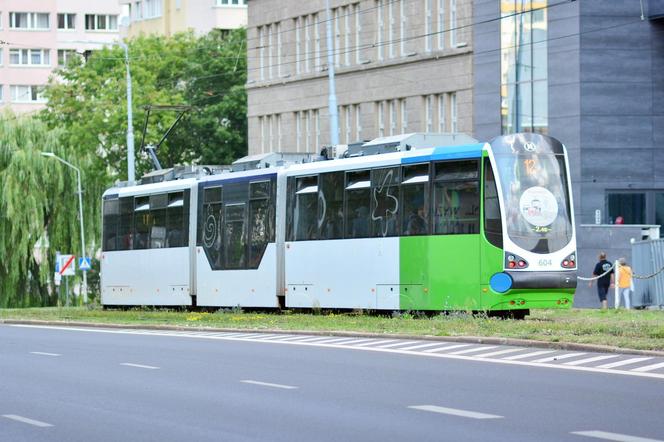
[607,193,646,225]
[9,12,50,30]
[267,23,273,79]
[449,0,457,47]
[294,17,301,75]
[85,14,118,30]
[134,2,143,20]
[9,49,50,66]
[144,0,162,18]
[399,0,408,56]
[354,103,362,140]
[258,26,265,80]
[425,0,433,52]
[501,0,548,134]
[377,101,385,137]
[314,110,320,151]
[437,0,445,49]
[259,116,265,153]
[304,16,311,73]
[424,95,434,132]
[388,1,395,58]
[400,98,408,134]
[449,92,457,132]
[389,100,397,136]
[10,85,46,103]
[354,4,362,64]
[57,49,78,67]
[275,22,282,77]
[344,6,351,66]
[437,94,446,132]
[295,111,301,152]
[376,0,384,61]
[216,0,248,5]
[58,13,76,30]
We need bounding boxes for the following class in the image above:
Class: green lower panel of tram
[398,235,575,311]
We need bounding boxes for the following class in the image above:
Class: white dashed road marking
[423,344,471,353]
[531,353,586,363]
[631,362,664,373]
[448,346,498,355]
[399,342,449,351]
[596,358,653,369]
[563,355,620,366]
[473,348,524,358]
[240,380,298,390]
[408,405,503,419]
[29,352,61,357]
[502,350,555,360]
[120,363,159,370]
[2,414,53,427]
[571,430,664,442]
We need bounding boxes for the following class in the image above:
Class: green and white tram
[100,132,576,316]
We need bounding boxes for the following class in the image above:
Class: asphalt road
[1,325,663,442]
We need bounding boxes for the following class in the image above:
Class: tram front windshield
[491,134,573,254]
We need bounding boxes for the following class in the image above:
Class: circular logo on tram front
[519,186,558,227]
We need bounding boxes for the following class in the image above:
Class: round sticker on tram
[519,186,558,227]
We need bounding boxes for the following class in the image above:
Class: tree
[0,113,103,307]
[41,29,248,180]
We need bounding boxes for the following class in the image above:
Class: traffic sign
[58,254,76,276]
[79,257,92,271]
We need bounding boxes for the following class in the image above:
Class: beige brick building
[246,0,474,155]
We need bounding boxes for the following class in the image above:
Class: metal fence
[631,238,664,308]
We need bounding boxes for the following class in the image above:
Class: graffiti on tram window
[371,169,399,237]
[202,204,218,248]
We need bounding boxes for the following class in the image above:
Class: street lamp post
[41,152,88,303]
[118,41,135,183]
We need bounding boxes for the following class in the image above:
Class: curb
[3,319,664,357]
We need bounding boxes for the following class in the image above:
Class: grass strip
[1,307,663,351]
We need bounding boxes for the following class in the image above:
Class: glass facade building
[500,0,548,135]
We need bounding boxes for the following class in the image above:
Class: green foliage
[0,113,104,307]
[41,29,248,179]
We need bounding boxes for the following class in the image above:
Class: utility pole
[119,41,135,183]
[325,0,339,146]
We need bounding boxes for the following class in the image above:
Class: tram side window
[149,193,168,248]
[166,192,187,248]
[371,167,400,237]
[118,197,134,250]
[102,199,119,251]
[433,160,480,235]
[224,204,246,269]
[293,176,318,241]
[318,172,344,240]
[345,170,371,238]
[401,164,430,236]
[248,181,272,268]
[484,158,503,248]
[200,186,223,269]
[133,196,151,249]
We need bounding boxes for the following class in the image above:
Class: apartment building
[0,0,122,114]
[119,0,248,37]
[246,0,473,155]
